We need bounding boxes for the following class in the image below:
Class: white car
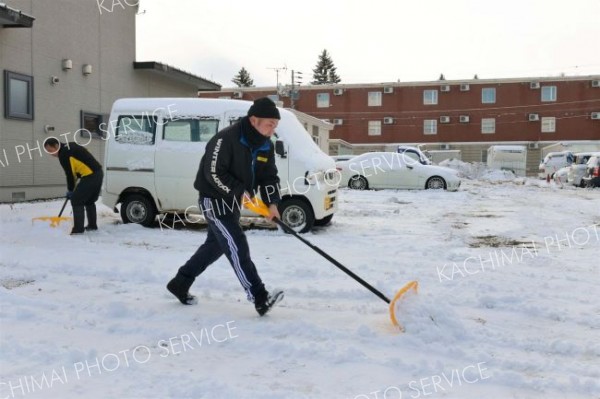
[553,166,570,184]
[331,155,355,163]
[538,151,574,179]
[397,145,432,165]
[336,152,461,191]
[567,152,600,187]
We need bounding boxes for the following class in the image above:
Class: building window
[368,91,382,106]
[541,86,557,102]
[482,88,496,104]
[423,90,438,105]
[163,119,219,142]
[481,118,496,134]
[80,111,106,139]
[541,117,556,133]
[423,119,437,135]
[317,93,330,108]
[4,70,34,120]
[368,120,382,136]
[312,125,320,144]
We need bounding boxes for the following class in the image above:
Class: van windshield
[276,110,333,172]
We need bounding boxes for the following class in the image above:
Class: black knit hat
[248,97,280,119]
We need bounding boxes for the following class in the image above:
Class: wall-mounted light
[50,76,60,85]
[82,64,92,76]
[62,59,72,70]
[44,125,55,133]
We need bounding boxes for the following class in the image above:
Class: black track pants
[178,198,267,302]
[71,171,103,229]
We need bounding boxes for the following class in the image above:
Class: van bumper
[101,190,120,213]
[314,189,338,220]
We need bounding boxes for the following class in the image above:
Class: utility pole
[267,65,287,93]
[291,70,303,109]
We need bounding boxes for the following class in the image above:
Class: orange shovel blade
[32,216,72,228]
[389,280,419,331]
[243,197,270,217]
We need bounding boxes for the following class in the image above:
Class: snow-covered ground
[1,178,599,399]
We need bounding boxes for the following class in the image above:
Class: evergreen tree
[311,49,341,85]
[232,67,254,87]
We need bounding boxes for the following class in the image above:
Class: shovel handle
[244,197,391,304]
[272,217,391,304]
[58,196,70,217]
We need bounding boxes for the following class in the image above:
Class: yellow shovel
[244,197,418,331]
[32,197,72,227]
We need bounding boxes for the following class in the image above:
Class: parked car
[567,152,600,187]
[553,166,570,184]
[331,155,355,163]
[336,152,461,191]
[397,145,432,165]
[538,151,575,179]
[581,155,600,188]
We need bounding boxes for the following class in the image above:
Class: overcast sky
[136,0,600,88]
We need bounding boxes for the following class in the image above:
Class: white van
[101,98,338,232]
[486,145,527,177]
[538,151,575,180]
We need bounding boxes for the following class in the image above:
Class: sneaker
[255,290,284,316]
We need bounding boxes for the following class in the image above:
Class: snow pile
[479,169,517,182]
[439,159,529,184]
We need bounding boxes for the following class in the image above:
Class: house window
[541,117,556,133]
[115,115,157,145]
[482,88,496,104]
[423,90,438,105]
[368,91,382,106]
[312,125,320,144]
[80,111,105,139]
[423,119,437,135]
[368,120,382,136]
[317,93,330,108]
[481,118,495,134]
[541,86,557,102]
[163,119,220,142]
[4,70,34,120]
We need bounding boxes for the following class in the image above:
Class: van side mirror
[275,140,287,158]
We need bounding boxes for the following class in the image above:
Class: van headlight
[325,170,341,187]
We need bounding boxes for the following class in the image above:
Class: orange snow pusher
[244,197,418,331]
[32,197,72,227]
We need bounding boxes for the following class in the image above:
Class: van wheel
[314,214,333,227]
[278,199,315,233]
[426,176,446,190]
[121,194,156,227]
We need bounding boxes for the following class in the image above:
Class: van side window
[163,118,219,142]
[115,115,157,145]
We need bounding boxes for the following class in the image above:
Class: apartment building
[200,75,600,174]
